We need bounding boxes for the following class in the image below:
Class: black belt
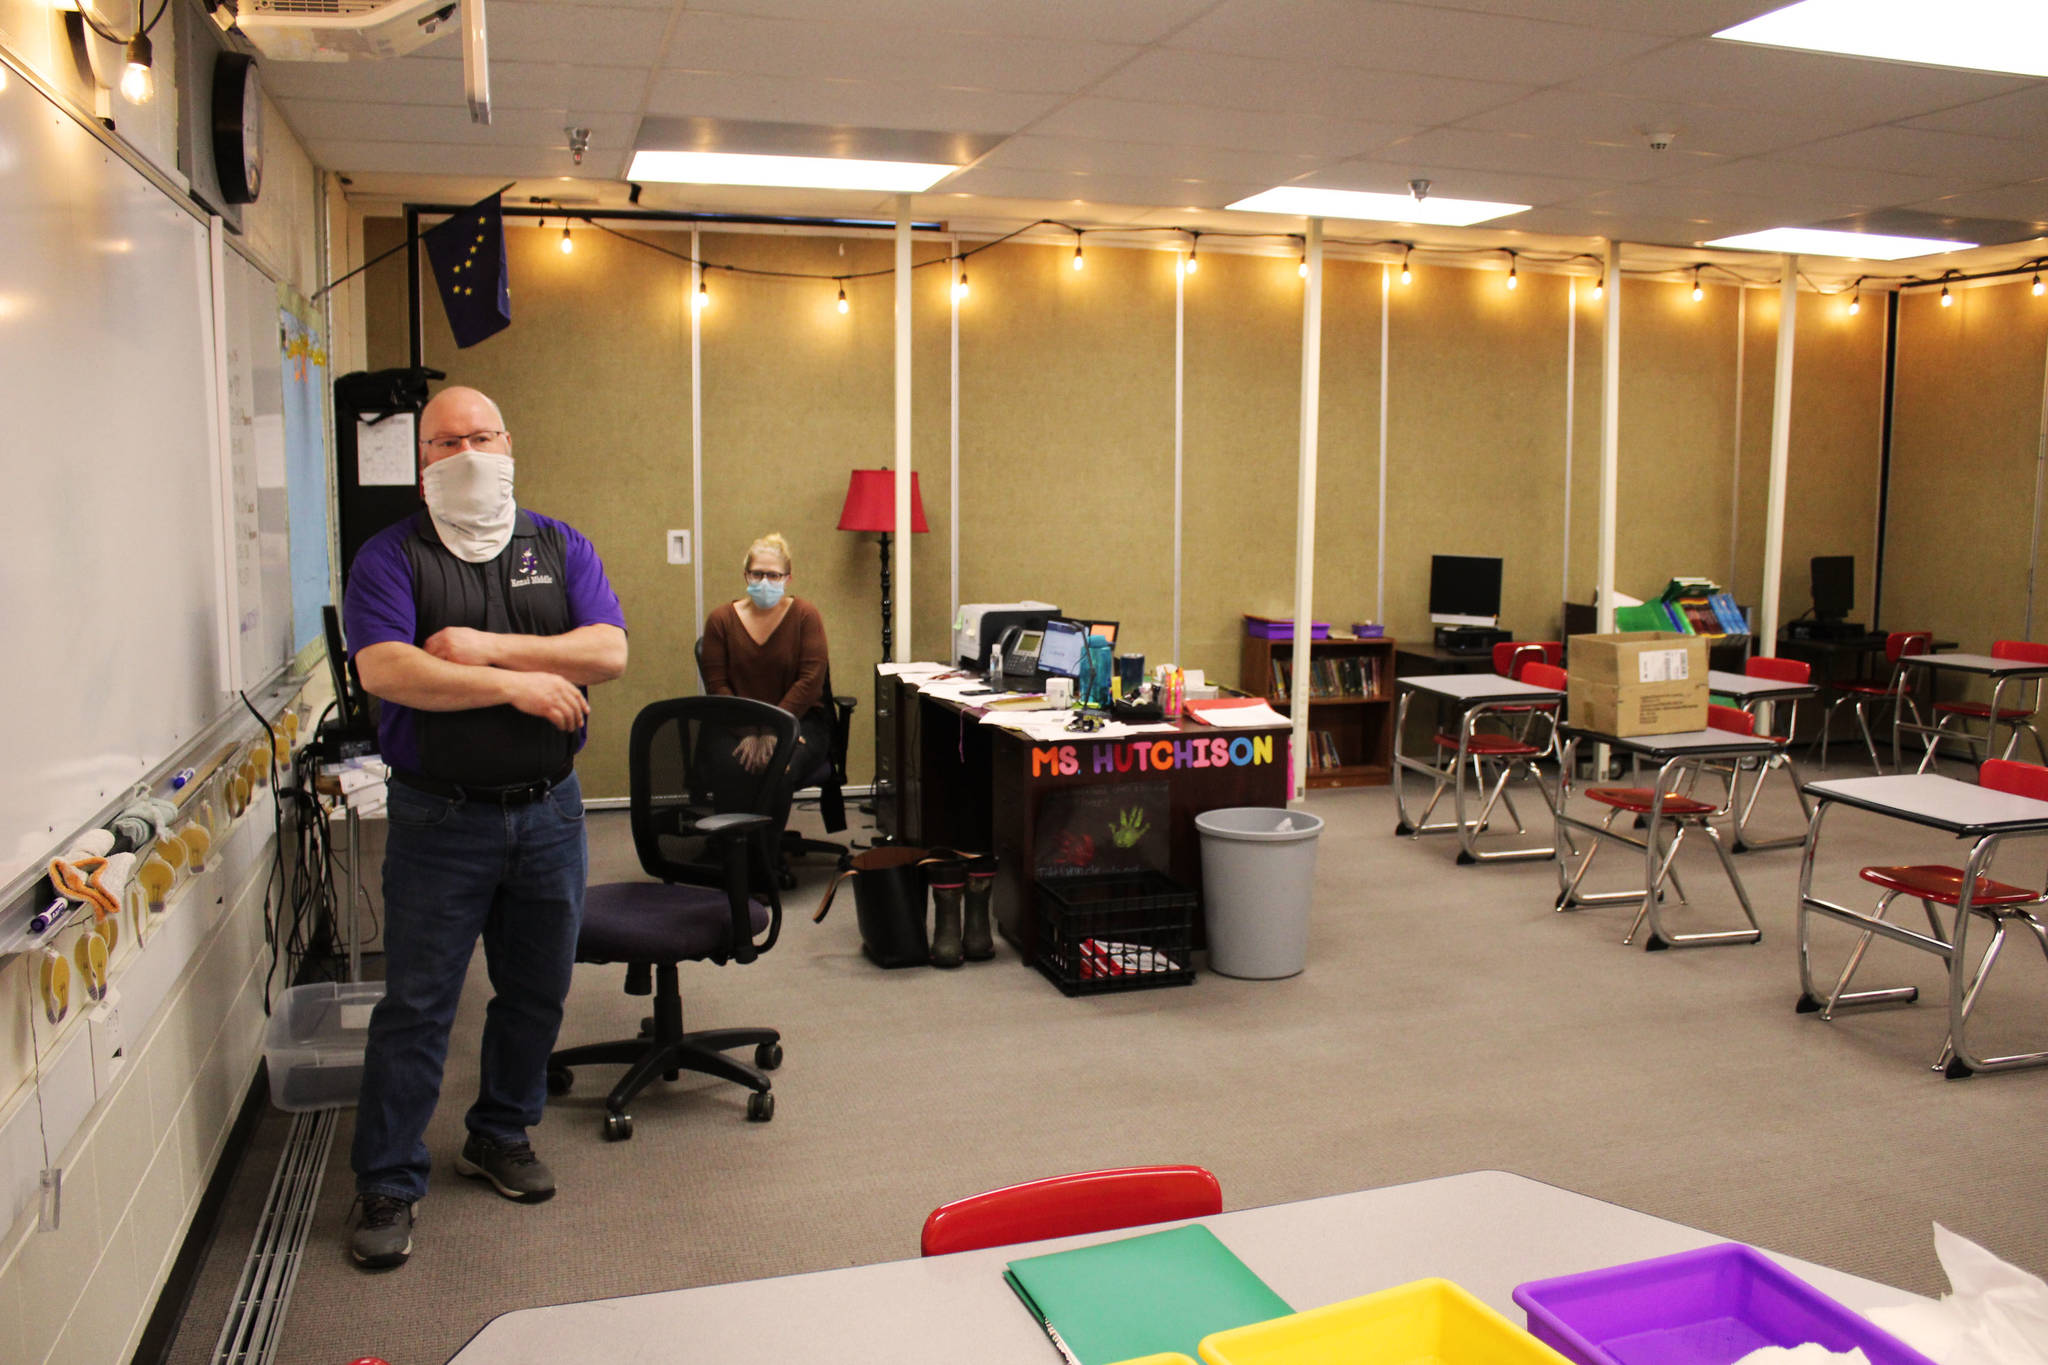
[393,763,574,806]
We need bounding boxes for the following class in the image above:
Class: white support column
[1377,262,1390,624]
[893,196,912,663]
[1760,257,1797,651]
[2027,332,2048,637]
[1289,219,1325,803]
[690,227,705,649]
[1173,248,1185,665]
[1597,239,1620,634]
[1730,286,1748,589]
[1563,278,1577,610]
[949,242,961,627]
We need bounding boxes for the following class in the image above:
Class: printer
[955,601,1060,669]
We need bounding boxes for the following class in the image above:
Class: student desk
[878,673,1289,959]
[1796,773,2048,1077]
[1892,652,2048,772]
[1393,674,1563,864]
[444,1170,1924,1365]
[1706,669,1819,852]
[1554,725,1786,950]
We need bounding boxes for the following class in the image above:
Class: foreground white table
[444,1170,1925,1364]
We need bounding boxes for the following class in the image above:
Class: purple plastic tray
[1245,618,1331,641]
[1513,1244,1939,1365]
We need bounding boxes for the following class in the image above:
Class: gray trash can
[1195,807,1323,979]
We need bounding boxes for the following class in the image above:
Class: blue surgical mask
[746,579,786,609]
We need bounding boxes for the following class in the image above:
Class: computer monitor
[1811,555,1854,621]
[1037,620,1087,678]
[1428,555,1503,627]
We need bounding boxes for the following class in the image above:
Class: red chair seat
[1586,787,1719,817]
[1432,732,1540,756]
[1832,682,1894,697]
[1859,864,2042,908]
[1932,700,2034,721]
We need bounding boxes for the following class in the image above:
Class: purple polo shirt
[343,509,627,775]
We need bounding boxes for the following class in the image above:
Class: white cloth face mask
[421,451,516,563]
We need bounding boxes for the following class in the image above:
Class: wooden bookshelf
[1239,628,1398,789]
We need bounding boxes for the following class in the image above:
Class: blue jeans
[352,773,586,1202]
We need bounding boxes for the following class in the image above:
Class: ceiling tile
[481,3,676,65]
[1452,89,1870,158]
[306,139,620,181]
[1382,126,1719,183]
[1031,98,1414,158]
[1571,182,1861,232]
[1777,126,2048,185]
[278,101,639,150]
[939,165,1263,212]
[1292,157,1614,210]
[1093,48,1530,123]
[660,11,1137,93]
[1654,157,1973,211]
[1168,0,1670,85]
[263,57,652,114]
[1903,85,2048,142]
[1400,1,1781,37]
[682,0,1217,44]
[1571,39,2034,122]
[643,70,1062,133]
[974,134,1328,183]
[1899,182,2048,229]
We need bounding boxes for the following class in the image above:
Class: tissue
[1734,1348,1869,1365]
[1868,1224,2048,1365]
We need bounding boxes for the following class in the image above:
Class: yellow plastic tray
[1110,1356,1198,1365]
[1198,1278,1574,1365]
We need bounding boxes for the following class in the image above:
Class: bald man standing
[341,386,627,1269]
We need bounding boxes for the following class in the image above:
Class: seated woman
[700,533,834,794]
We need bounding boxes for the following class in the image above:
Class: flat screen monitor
[1038,620,1087,678]
[1811,555,1854,621]
[1429,555,1503,627]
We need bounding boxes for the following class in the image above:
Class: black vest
[401,510,576,786]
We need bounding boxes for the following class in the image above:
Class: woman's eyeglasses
[745,569,789,583]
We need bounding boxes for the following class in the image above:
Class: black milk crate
[1033,871,1196,997]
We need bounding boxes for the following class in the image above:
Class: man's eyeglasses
[745,569,789,583]
[421,429,510,455]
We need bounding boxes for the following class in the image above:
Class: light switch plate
[666,530,691,565]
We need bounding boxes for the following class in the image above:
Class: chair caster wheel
[747,1091,775,1122]
[604,1112,634,1142]
[778,870,797,891]
[755,1041,783,1071]
[546,1066,573,1096]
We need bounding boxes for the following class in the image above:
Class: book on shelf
[1271,658,1290,703]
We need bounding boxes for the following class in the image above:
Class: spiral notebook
[1002,1223,1294,1364]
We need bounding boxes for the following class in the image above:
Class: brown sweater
[702,597,829,718]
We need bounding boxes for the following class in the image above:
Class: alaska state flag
[423,193,511,348]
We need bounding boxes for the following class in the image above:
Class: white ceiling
[267,0,2048,279]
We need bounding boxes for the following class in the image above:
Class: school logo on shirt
[510,545,555,589]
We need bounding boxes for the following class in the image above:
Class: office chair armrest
[697,812,773,837]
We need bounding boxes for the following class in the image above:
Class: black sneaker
[454,1132,556,1204]
[350,1194,416,1269]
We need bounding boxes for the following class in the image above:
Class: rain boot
[927,858,966,968]
[962,854,997,961]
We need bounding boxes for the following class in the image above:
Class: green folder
[1002,1224,1293,1364]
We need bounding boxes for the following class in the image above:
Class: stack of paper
[1184,698,1290,728]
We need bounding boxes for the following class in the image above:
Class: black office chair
[693,637,859,885]
[546,696,795,1141]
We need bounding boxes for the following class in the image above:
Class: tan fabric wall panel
[1313,259,1386,636]
[957,241,1175,666]
[1386,264,1570,645]
[1887,281,2048,652]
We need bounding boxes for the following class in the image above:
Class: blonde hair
[743,533,792,575]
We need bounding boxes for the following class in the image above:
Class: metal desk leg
[1454,703,1557,866]
[1638,756,1763,951]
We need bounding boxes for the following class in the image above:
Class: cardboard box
[1566,632,1708,737]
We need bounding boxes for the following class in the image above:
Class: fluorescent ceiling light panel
[1702,227,1977,259]
[1226,187,1528,227]
[1715,1,2048,79]
[626,150,957,192]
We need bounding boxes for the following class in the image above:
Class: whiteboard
[0,80,228,888]
[222,247,295,684]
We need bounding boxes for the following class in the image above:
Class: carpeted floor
[164,760,2048,1365]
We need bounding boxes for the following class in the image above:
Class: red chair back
[1746,656,1811,685]
[1520,662,1567,692]
[920,1166,1222,1256]
[1991,639,2048,666]
[1709,704,1756,735]
[1493,641,1561,680]
[1982,759,2048,802]
[1886,631,1932,664]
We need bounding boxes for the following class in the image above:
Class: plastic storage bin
[264,980,384,1112]
[1195,808,1323,979]
[1199,1277,1571,1365]
[1512,1244,1942,1365]
[1034,871,1196,996]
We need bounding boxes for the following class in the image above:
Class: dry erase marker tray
[1198,1277,1571,1365]
[1512,1244,1940,1365]
[264,980,384,1112]
[1033,871,1195,997]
